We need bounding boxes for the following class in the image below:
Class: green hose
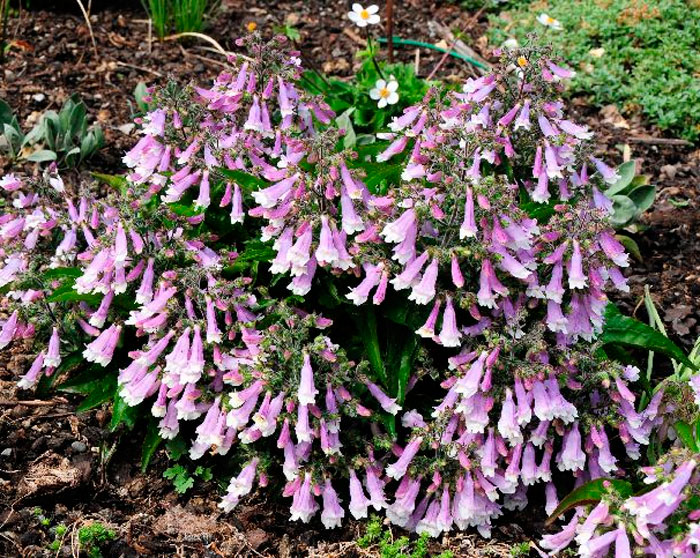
[377,36,490,71]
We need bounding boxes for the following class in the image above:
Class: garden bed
[1,2,699,557]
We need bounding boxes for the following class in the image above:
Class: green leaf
[25,149,57,162]
[236,240,275,263]
[141,419,163,472]
[41,267,82,280]
[59,369,117,412]
[628,185,656,214]
[46,281,101,305]
[163,464,186,480]
[336,108,357,149]
[164,465,194,494]
[165,436,188,461]
[134,82,151,113]
[395,336,417,404]
[215,168,268,193]
[605,161,636,196]
[354,307,387,384]
[168,202,201,218]
[545,478,633,526]
[110,392,140,431]
[609,194,638,226]
[615,234,642,262]
[600,305,696,369]
[675,421,699,451]
[194,466,213,481]
[0,99,18,128]
[350,160,403,194]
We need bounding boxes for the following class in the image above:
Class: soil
[0,1,698,557]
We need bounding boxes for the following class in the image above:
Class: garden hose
[377,36,489,71]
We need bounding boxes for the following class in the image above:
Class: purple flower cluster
[543,452,700,557]
[0,37,662,537]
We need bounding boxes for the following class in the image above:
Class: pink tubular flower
[289,472,319,523]
[346,263,383,305]
[297,353,318,406]
[567,240,588,289]
[408,258,439,305]
[459,186,477,239]
[17,351,45,390]
[590,156,620,185]
[320,479,345,529]
[438,297,461,347]
[416,299,442,339]
[349,469,370,519]
[367,381,401,415]
[44,327,61,368]
[0,311,18,349]
[386,437,423,479]
[381,208,417,244]
[83,325,121,366]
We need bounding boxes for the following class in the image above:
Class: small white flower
[348,3,380,28]
[536,13,563,30]
[502,38,519,50]
[369,76,399,108]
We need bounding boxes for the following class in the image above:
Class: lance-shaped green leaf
[600,305,696,370]
[545,478,633,526]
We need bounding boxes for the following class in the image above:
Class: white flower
[348,3,380,27]
[536,13,563,30]
[502,38,519,50]
[369,76,399,108]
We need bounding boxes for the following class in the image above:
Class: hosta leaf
[628,185,656,213]
[609,194,637,226]
[605,161,636,196]
[600,305,695,369]
[545,478,633,526]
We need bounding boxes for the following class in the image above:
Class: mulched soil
[0,1,698,557]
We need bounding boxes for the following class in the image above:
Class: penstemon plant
[3,33,694,548]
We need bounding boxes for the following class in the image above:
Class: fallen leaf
[600,104,630,129]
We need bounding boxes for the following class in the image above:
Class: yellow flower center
[361,9,370,19]
[517,56,528,68]
[546,16,555,24]
[247,21,257,32]
[379,87,390,98]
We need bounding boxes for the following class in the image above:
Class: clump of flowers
[0,36,656,538]
[542,450,700,557]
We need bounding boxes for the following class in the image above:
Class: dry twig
[74,0,98,58]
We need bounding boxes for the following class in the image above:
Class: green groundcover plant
[1,16,699,557]
[489,0,700,142]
